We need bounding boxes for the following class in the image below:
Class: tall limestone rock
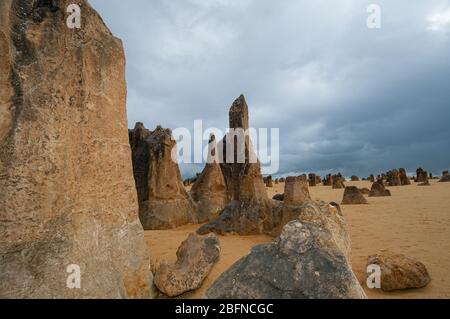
[219,95,269,204]
[0,0,153,298]
[133,125,197,230]
[190,135,228,223]
[197,95,272,235]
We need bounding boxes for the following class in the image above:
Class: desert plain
[147,179,450,299]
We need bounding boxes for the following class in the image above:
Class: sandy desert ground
[145,179,450,299]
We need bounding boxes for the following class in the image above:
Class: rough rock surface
[369,181,391,197]
[0,0,153,298]
[351,175,360,181]
[198,95,272,235]
[154,233,220,297]
[206,220,366,299]
[342,187,369,205]
[190,135,228,223]
[138,126,197,230]
[367,253,431,291]
[283,176,311,205]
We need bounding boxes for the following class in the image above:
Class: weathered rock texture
[342,186,369,205]
[351,175,359,181]
[198,95,272,235]
[137,126,197,230]
[0,0,153,298]
[283,176,311,205]
[219,95,269,204]
[154,233,220,297]
[367,253,431,291]
[206,220,366,299]
[190,135,228,223]
[369,181,391,197]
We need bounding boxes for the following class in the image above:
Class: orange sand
[145,179,450,299]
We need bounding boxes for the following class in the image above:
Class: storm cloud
[90,0,450,178]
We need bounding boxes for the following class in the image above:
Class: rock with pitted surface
[206,220,366,299]
[0,0,153,298]
[138,126,197,230]
[369,181,391,197]
[367,253,431,291]
[154,233,220,297]
[342,187,369,205]
[190,135,228,223]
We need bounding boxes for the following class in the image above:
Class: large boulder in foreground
[367,253,431,291]
[190,135,228,223]
[0,0,153,298]
[341,186,368,205]
[205,220,366,299]
[137,126,197,230]
[154,233,220,297]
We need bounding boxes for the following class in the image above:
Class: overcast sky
[90,0,450,178]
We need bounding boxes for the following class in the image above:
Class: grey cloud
[90,0,450,178]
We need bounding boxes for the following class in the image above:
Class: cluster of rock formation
[0,0,153,298]
[197,95,273,235]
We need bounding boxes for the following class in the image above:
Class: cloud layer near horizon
[90,0,450,178]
